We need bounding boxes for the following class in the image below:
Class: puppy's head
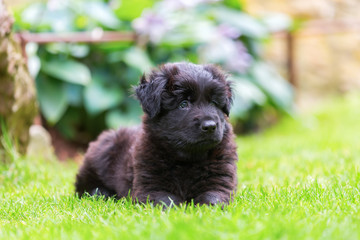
[135,62,233,152]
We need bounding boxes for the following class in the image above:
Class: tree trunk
[0,0,38,155]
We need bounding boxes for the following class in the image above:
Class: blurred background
[247,0,360,108]
[1,0,359,160]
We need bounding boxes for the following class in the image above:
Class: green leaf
[122,67,144,85]
[230,75,267,118]
[36,76,68,124]
[84,1,121,29]
[223,0,244,10]
[45,43,90,58]
[84,77,124,115]
[161,21,215,46]
[250,61,294,113]
[123,47,153,73]
[65,83,83,107]
[44,9,75,32]
[54,108,81,140]
[26,43,41,78]
[211,7,268,39]
[97,42,133,52]
[115,0,154,21]
[21,3,46,26]
[41,59,91,85]
[68,44,90,58]
[27,55,41,78]
[105,107,142,129]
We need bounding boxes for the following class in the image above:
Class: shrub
[13,0,294,143]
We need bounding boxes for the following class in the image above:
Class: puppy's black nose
[201,120,217,133]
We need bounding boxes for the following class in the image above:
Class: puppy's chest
[168,162,211,196]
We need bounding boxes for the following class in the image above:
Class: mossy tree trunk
[0,0,38,154]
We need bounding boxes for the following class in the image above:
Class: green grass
[1,93,360,240]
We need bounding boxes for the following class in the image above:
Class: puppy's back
[75,127,139,198]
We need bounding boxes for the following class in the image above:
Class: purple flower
[225,41,252,74]
[217,24,241,39]
[132,10,170,43]
[199,38,252,74]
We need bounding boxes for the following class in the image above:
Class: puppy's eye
[179,100,190,109]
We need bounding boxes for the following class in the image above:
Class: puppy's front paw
[194,191,227,205]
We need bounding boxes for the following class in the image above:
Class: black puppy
[75,62,238,206]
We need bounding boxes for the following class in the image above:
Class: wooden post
[286,31,296,87]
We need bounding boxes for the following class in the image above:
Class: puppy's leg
[75,162,116,198]
[75,129,136,198]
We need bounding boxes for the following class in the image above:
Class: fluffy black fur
[75,62,238,206]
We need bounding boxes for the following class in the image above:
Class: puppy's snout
[201,120,217,133]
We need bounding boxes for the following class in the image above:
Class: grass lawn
[1,93,360,240]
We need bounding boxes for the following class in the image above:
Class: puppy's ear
[223,81,233,116]
[204,65,233,116]
[135,73,167,119]
[135,64,180,119]
[160,63,179,90]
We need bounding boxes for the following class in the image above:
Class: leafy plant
[13,0,294,142]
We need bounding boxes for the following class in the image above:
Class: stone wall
[0,0,37,155]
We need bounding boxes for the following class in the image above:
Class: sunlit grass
[1,93,360,239]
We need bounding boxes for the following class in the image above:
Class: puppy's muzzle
[201,120,217,133]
